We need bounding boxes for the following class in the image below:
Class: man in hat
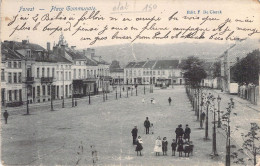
[131,126,138,145]
[184,124,191,142]
[144,117,151,134]
[3,110,9,124]
[175,124,184,142]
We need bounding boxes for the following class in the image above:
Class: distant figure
[144,117,151,134]
[154,136,162,156]
[162,137,168,156]
[150,98,153,104]
[171,139,177,156]
[184,124,191,142]
[122,87,125,91]
[168,97,172,105]
[131,126,138,145]
[135,136,143,156]
[200,112,206,128]
[142,98,145,103]
[150,123,154,134]
[177,137,184,157]
[175,124,184,141]
[3,110,9,124]
[152,99,156,104]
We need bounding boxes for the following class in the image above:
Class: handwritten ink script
[6,9,260,45]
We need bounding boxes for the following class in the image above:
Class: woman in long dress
[135,136,143,156]
[154,136,163,156]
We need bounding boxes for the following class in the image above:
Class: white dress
[154,139,163,152]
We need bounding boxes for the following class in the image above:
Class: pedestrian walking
[162,137,168,156]
[177,136,184,157]
[135,136,143,156]
[144,117,150,134]
[122,87,125,91]
[168,97,172,105]
[171,139,177,156]
[154,136,162,156]
[175,124,184,141]
[184,124,191,142]
[3,110,9,124]
[131,126,138,145]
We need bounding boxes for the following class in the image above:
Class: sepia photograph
[0,0,260,165]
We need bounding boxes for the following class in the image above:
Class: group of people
[131,118,194,157]
[141,96,173,105]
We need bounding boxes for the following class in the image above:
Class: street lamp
[217,95,221,128]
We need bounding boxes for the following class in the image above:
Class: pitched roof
[110,68,124,73]
[125,62,136,68]
[143,60,157,68]
[153,60,180,69]
[65,49,86,60]
[134,61,146,68]
[1,44,22,61]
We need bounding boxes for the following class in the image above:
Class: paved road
[1,86,248,165]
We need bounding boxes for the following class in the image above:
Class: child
[177,136,184,157]
[135,136,143,156]
[162,137,168,156]
[171,139,177,156]
[150,123,154,134]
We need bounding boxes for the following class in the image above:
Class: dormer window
[26,49,31,58]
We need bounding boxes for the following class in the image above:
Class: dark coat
[131,128,138,137]
[3,112,9,118]
[135,140,143,151]
[168,98,172,103]
[201,112,206,120]
[171,142,177,151]
[177,139,184,152]
[175,127,184,137]
[144,120,150,128]
[162,140,168,152]
[184,127,191,139]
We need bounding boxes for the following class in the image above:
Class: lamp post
[144,83,146,95]
[217,95,221,128]
[62,68,65,108]
[88,85,91,104]
[205,100,210,140]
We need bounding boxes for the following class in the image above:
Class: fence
[238,85,259,105]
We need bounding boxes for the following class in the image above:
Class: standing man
[168,97,172,106]
[144,117,151,134]
[131,126,138,145]
[3,110,9,124]
[200,112,206,128]
[184,124,191,142]
[175,124,184,141]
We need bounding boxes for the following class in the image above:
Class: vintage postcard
[0,0,260,165]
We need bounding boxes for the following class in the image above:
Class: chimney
[53,46,58,55]
[47,42,50,51]
[61,45,65,57]
[71,46,76,50]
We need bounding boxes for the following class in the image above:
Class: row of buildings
[1,34,110,107]
[1,35,186,107]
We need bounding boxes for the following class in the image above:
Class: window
[126,70,128,77]
[52,68,55,77]
[143,71,145,75]
[162,71,165,75]
[79,69,81,78]
[14,90,18,100]
[94,70,96,77]
[8,72,12,83]
[73,69,76,79]
[47,68,50,77]
[158,71,160,75]
[8,62,12,68]
[153,71,155,75]
[61,71,64,80]
[69,72,71,80]
[42,68,45,77]
[8,90,12,101]
[84,69,86,78]
[27,50,31,57]
[57,71,59,80]
[42,85,46,96]
[18,62,21,68]
[18,73,22,83]
[65,72,68,80]
[37,86,40,96]
[37,68,40,78]
[1,69,5,81]
[61,65,63,69]
[13,62,17,68]
[47,85,50,95]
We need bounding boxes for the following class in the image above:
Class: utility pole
[205,100,209,140]
[217,95,221,128]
